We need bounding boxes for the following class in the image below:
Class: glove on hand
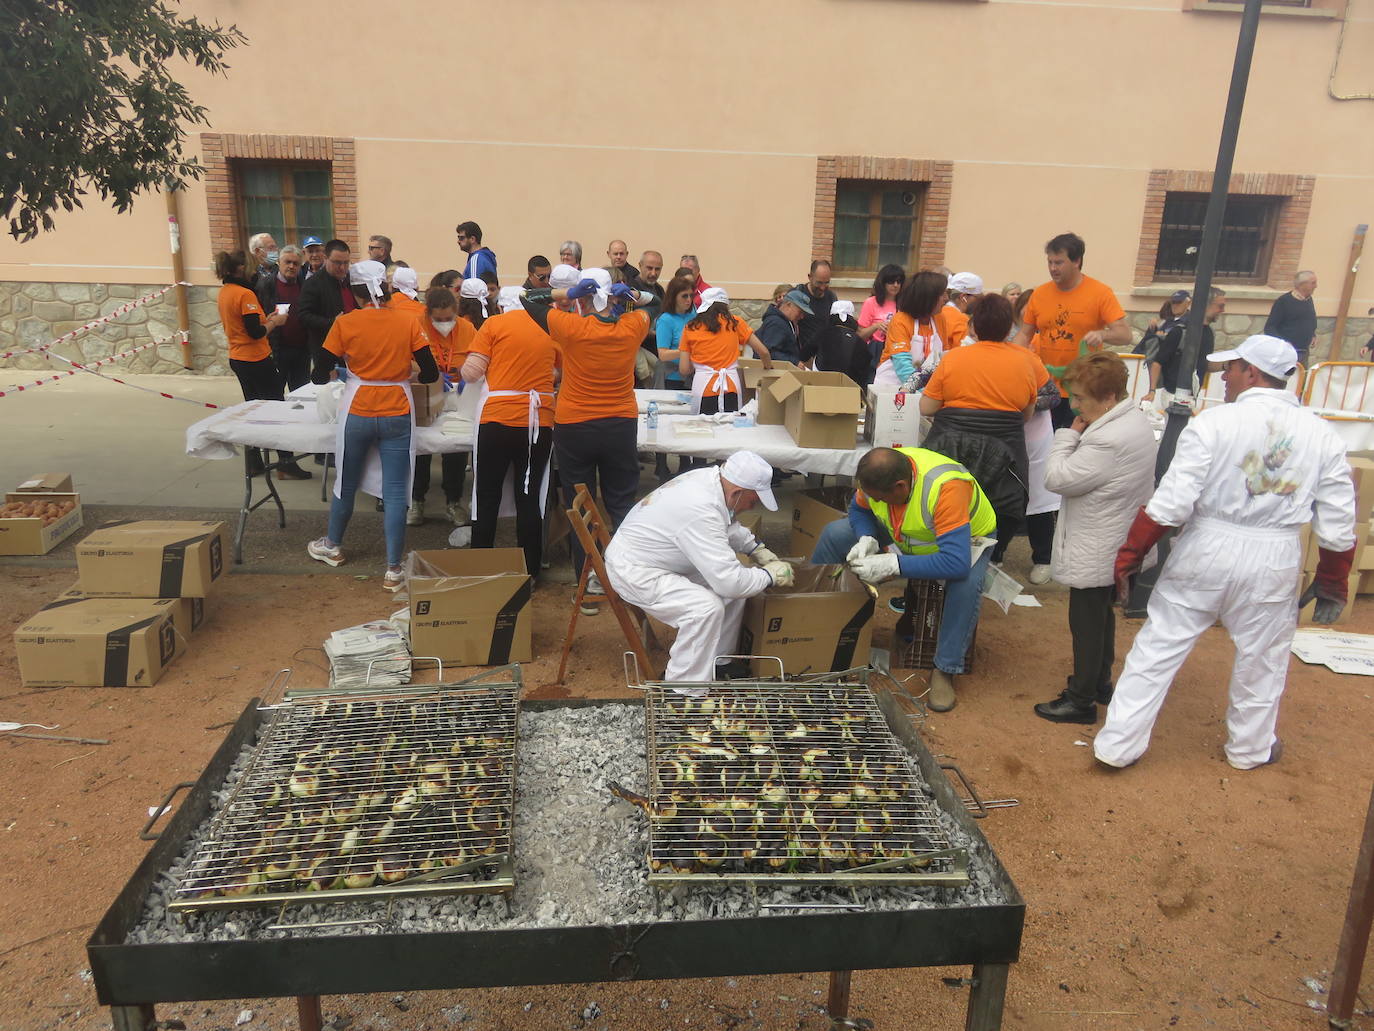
[1114,507,1169,605]
[845,536,880,564]
[752,546,781,566]
[1299,584,1344,625]
[763,560,795,587]
[441,371,455,392]
[609,282,637,301]
[1300,543,1357,624]
[850,553,901,585]
[523,287,552,305]
[566,278,599,300]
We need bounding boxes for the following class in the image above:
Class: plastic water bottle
[646,401,659,430]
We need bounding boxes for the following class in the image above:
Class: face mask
[266,250,279,264]
[432,319,456,334]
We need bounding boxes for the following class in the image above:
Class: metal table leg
[233,448,289,565]
[297,994,323,1031]
[964,962,1009,1031]
[110,1004,156,1031]
[827,970,853,1027]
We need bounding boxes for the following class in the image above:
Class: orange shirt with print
[679,315,753,396]
[387,293,426,320]
[1022,275,1125,394]
[426,318,477,374]
[217,283,270,362]
[855,454,973,537]
[881,313,938,366]
[936,305,969,350]
[923,339,1049,413]
[323,307,433,417]
[547,308,647,424]
[470,311,559,428]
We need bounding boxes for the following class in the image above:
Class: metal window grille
[238,164,334,248]
[834,181,925,276]
[1153,191,1282,283]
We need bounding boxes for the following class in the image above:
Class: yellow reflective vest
[865,447,996,556]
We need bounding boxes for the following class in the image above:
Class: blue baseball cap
[302,235,324,248]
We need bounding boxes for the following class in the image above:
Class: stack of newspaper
[324,619,411,690]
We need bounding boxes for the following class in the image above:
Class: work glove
[609,282,637,301]
[850,552,901,585]
[566,278,599,300]
[1299,543,1358,625]
[523,287,552,305]
[441,371,455,393]
[752,546,781,566]
[845,536,880,565]
[763,560,795,587]
[1114,507,1169,605]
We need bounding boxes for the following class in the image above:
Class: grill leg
[297,995,324,1031]
[110,1004,156,1031]
[826,969,852,1025]
[964,962,1009,1031]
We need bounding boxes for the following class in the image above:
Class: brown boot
[927,669,957,712]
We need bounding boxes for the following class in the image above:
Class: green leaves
[1,0,247,241]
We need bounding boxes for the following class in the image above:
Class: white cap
[586,268,612,312]
[697,286,729,313]
[721,450,777,511]
[1207,333,1299,381]
[830,299,855,320]
[459,277,489,316]
[947,272,984,296]
[497,285,524,313]
[390,266,418,299]
[348,260,387,302]
[549,263,581,289]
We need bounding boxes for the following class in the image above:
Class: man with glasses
[255,245,312,392]
[367,234,397,267]
[296,239,357,376]
[679,254,710,308]
[523,255,552,290]
[455,221,498,280]
[795,259,837,361]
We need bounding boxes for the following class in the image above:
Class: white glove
[850,553,901,585]
[845,536,880,564]
[763,560,795,587]
[752,546,781,566]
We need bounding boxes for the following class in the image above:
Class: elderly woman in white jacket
[1034,352,1159,724]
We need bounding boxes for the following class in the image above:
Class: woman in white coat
[1035,352,1158,723]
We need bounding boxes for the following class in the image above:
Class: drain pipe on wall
[165,184,193,370]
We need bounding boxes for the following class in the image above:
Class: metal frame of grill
[167,668,521,913]
[641,671,968,890]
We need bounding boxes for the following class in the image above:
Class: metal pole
[1328,781,1374,1029]
[1330,224,1367,360]
[1155,0,1263,480]
[164,185,193,370]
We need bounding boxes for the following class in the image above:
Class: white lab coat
[604,467,773,682]
[1095,388,1356,770]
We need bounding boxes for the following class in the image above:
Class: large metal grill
[641,677,968,888]
[169,681,519,912]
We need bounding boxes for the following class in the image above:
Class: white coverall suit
[604,467,772,682]
[1094,387,1356,770]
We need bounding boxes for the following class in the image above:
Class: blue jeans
[812,518,992,675]
[328,413,412,566]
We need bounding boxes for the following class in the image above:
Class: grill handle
[713,654,785,680]
[940,762,988,819]
[140,781,196,840]
[266,915,387,932]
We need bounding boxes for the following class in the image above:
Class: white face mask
[431,319,456,334]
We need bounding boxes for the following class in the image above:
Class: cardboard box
[407,548,532,666]
[15,598,179,687]
[1350,458,1374,522]
[864,387,926,448]
[755,367,804,426]
[410,376,446,427]
[1357,523,1374,570]
[0,492,84,556]
[766,370,863,450]
[789,486,852,559]
[738,564,875,676]
[738,358,797,403]
[54,582,209,639]
[76,520,228,598]
[16,472,74,493]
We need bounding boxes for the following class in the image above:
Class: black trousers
[554,417,640,575]
[991,510,1054,566]
[472,422,552,577]
[272,345,312,392]
[1066,585,1115,706]
[413,452,469,504]
[230,356,294,466]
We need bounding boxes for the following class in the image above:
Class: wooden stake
[1330,224,1367,360]
[1328,781,1374,1028]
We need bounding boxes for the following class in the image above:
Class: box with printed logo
[53,582,209,640]
[15,598,180,687]
[76,520,228,598]
[407,548,532,666]
[0,492,84,556]
[864,387,927,448]
[789,487,852,560]
[737,563,874,677]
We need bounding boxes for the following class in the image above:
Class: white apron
[689,363,740,415]
[873,321,941,387]
[332,377,416,503]
[469,382,555,519]
[1024,409,1061,516]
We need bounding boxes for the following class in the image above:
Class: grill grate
[169,683,520,912]
[642,679,968,888]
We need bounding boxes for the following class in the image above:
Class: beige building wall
[1,0,1371,371]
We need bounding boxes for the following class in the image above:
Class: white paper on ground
[981,564,1023,613]
[1291,628,1374,676]
[0,721,59,732]
[1011,594,1043,608]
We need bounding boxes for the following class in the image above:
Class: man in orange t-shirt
[1015,232,1130,426]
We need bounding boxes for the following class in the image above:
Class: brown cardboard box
[738,564,875,676]
[789,487,852,559]
[755,367,804,426]
[1350,457,1374,522]
[0,492,84,556]
[410,376,446,427]
[76,520,228,598]
[15,598,179,687]
[54,582,209,639]
[1357,523,1374,570]
[766,370,863,450]
[16,472,74,493]
[864,387,926,448]
[738,358,797,403]
[407,548,532,666]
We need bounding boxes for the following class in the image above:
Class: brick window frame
[201,133,357,258]
[813,157,953,274]
[1133,169,1314,289]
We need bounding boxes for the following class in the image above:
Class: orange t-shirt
[855,455,974,537]
[679,316,754,396]
[547,308,647,424]
[387,293,426,320]
[469,311,560,428]
[217,283,269,362]
[1022,275,1126,394]
[923,339,1049,413]
[426,318,476,374]
[935,305,970,350]
[881,313,938,365]
[323,307,433,417]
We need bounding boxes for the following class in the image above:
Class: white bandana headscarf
[348,260,387,305]
[390,266,419,299]
[459,277,490,316]
[549,263,581,290]
[830,299,855,320]
[497,285,524,314]
[586,268,612,313]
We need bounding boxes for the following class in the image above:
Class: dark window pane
[241,166,281,196]
[832,179,923,274]
[835,215,870,271]
[1154,190,1278,283]
[880,190,914,217]
[293,169,331,197]
[836,187,869,215]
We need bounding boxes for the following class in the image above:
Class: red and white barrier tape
[0,333,220,408]
[0,282,191,360]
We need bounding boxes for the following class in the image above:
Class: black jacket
[923,408,1029,529]
[812,320,869,385]
[757,304,800,364]
[296,270,349,354]
[794,283,838,360]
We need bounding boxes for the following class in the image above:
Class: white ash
[127,704,1010,944]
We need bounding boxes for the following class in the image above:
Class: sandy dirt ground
[1,554,1373,1031]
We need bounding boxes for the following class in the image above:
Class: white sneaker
[307,537,344,567]
[579,573,606,616]
[383,566,405,592]
[445,501,467,525]
[406,501,424,527]
[1028,563,1052,585]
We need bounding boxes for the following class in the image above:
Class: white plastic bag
[316,380,346,424]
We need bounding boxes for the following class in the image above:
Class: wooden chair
[556,483,658,685]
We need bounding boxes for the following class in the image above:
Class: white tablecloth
[638,415,867,476]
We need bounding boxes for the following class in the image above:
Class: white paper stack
[324,620,412,690]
